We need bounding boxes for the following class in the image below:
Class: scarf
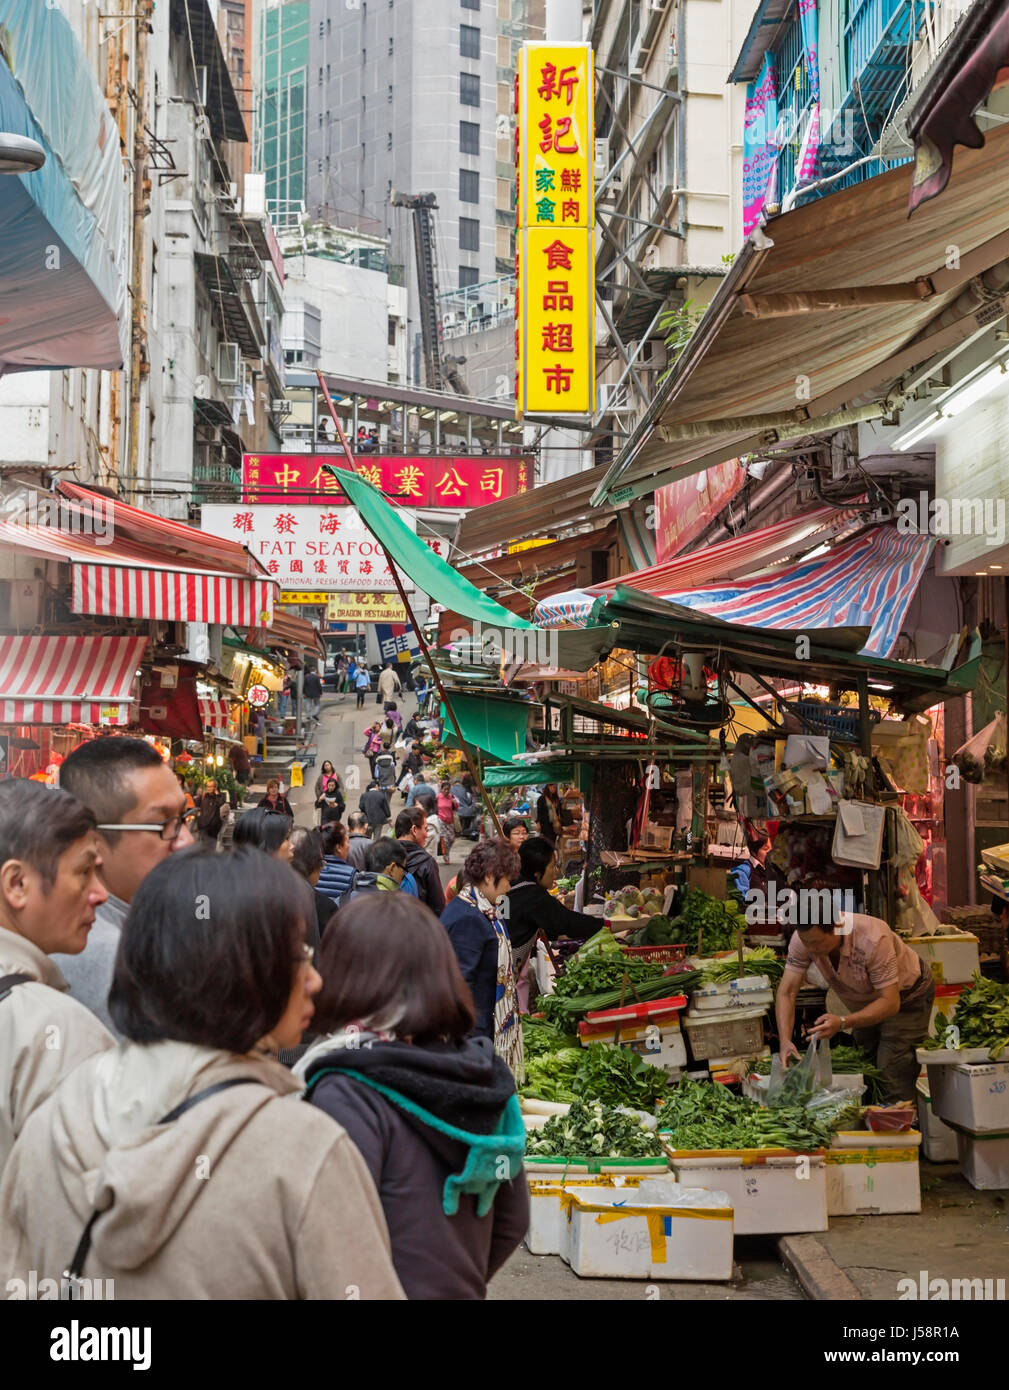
[456,884,524,1084]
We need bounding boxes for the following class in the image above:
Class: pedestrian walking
[344,812,373,871]
[52,737,197,1035]
[355,666,371,710]
[302,666,323,721]
[313,761,345,826]
[0,850,404,1300]
[317,821,358,902]
[296,892,527,1300]
[278,672,294,719]
[436,779,459,864]
[195,778,229,848]
[289,827,340,948]
[360,782,392,841]
[228,741,251,787]
[452,774,479,840]
[378,661,401,707]
[374,748,398,791]
[0,781,115,1175]
[258,779,293,818]
[536,782,562,848]
[441,839,523,1081]
[363,720,384,778]
[394,808,445,914]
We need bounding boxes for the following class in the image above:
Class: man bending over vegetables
[775,904,934,1104]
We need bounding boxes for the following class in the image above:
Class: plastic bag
[767,1037,833,1108]
[952,716,1002,784]
[985,712,1007,776]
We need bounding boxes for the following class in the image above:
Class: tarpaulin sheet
[0,0,127,368]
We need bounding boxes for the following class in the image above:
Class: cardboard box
[687,866,729,899]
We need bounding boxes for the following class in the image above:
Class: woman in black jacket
[259,778,294,818]
[296,893,528,1300]
[313,761,345,825]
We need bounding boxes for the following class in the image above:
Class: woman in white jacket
[0,848,404,1301]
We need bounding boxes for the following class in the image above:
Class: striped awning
[0,517,275,626]
[0,635,148,725]
[72,563,275,626]
[198,696,231,729]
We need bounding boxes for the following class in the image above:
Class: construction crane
[390,190,468,396]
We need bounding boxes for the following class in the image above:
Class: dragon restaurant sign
[199,503,420,592]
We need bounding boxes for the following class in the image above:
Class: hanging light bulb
[216,754,224,767]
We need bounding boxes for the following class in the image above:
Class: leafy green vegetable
[921,975,1009,1060]
[526,1100,666,1159]
[521,1015,579,1059]
[657,1078,859,1152]
[667,889,745,954]
[700,947,784,987]
[570,1043,672,1109]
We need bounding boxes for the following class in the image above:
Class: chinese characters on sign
[325,594,408,624]
[516,42,595,417]
[199,503,419,592]
[241,455,526,507]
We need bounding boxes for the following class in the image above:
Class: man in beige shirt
[776,907,934,1103]
[0,780,114,1173]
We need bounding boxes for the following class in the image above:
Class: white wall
[282,255,392,382]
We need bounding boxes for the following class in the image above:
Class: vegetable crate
[923,1061,1009,1134]
[579,996,688,1073]
[667,1150,828,1235]
[825,1132,922,1216]
[681,1005,767,1063]
[561,1186,734,1281]
[526,1172,650,1256]
[906,933,980,985]
[619,943,688,964]
[915,1079,958,1163]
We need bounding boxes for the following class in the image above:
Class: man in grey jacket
[52,738,196,1033]
[344,812,373,871]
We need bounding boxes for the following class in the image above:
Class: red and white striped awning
[198,696,231,729]
[0,635,148,726]
[72,564,275,626]
[0,518,276,627]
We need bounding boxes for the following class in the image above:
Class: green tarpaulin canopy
[439,694,531,763]
[325,464,615,672]
[481,762,575,786]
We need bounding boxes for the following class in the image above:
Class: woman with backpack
[295,893,527,1300]
[313,761,345,826]
[363,720,384,778]
[0,850,403,1299]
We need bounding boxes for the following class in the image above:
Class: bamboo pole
[314,371,504,839]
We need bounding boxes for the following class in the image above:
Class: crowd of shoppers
[0,679,599,1298]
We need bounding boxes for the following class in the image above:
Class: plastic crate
[619,942,688,964]
[794,700,880,741]
[682,1005,767,1062]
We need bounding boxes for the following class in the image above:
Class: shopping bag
[767,1037,832,1108]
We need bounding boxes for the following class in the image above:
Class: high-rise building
[303,0,543,387]
[257,0,310,226]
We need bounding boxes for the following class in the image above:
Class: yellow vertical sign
[516,42,595,419]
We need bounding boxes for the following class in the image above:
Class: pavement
[252,694,1008,1301]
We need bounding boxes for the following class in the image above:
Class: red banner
[242,454,528,508]
[653,461,745,564]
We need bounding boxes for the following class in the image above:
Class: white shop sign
[200,504,417,592]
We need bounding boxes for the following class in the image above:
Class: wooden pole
[315,371,504,839]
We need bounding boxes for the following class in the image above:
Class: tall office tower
[258,0,310,227]
[305,0,540,386]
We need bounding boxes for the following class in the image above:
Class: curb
[778,1235,863,1301]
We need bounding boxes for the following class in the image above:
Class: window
[387,131,392,149]
[459,266,480,287]
[460,72,480,107]
[318,20,323,36]
[459,216,479,250]
[461,0,479,9]
[327,16,331,32]
[318,67,323,84]
[460,24,480,57]
[317,159,323,173]
[388,316,397,346]
[388,83,393,103]
[459,168,479,202]
[319,112,323,127]
[326,64,331,80]
[460,119,479,154]
[388,36,393,55]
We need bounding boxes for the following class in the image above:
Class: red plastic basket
[618,942,687,964]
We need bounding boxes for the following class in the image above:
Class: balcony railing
[193,458,242,501]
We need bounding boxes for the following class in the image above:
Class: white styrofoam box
[926,1061,1009,1134]
[950,1126,1009,1190]
[526,1172,647,1256]
[905,934,980,985]
[561,1185,734,1280]
[742,1072,866,1106]
[692,978,774,1012]
[578,998,688,1073]
[916,1079,959,1162]
[682,1006,767,1062]
[825,1131,922,1215]
[670,1151,828,1235]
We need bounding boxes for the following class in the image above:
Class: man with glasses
[52,737,195,1033]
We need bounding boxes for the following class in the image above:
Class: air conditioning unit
[217,342,241,384]
[597,382,633,413]
[593,138,609,179]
